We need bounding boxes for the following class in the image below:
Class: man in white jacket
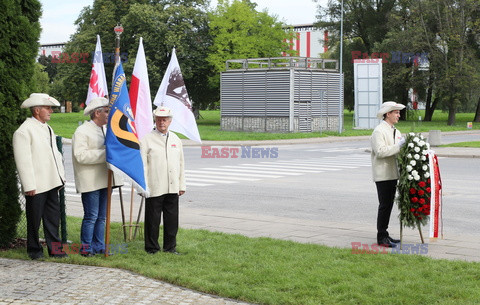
[371,101,406,248]
[13,93,66,259]
[72,97,122,256]
[140,107,186,255]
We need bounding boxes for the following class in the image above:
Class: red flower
[414,213,419,216]
[410,208,415,212]
[427,178,431,184]
[419,198,426,204]
[418,190,425,196]
[426,187,431,193]
[411,197,419,203]
[418,217,423,220]
[418,181,426,188]
[409,188,417,195]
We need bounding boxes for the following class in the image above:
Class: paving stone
[0,258,253,305]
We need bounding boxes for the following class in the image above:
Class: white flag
[86,35,108,105]
[153,48,201,143]
[129,37,153,140]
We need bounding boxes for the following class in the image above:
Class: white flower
[408,143,414,148]
[422,165,428,171]
[409,132,415,136]
[414,175,420,181]
[410,160,416,166]
[422,150,428,155]
[421,156,426,161]
[414,154,420,160]
[414,147,420,153]
[411,170,418,176]
[406,165,413,172]
[426,143,430,149]
[424,172,430,178]
[419,140,425,146]
[407,154,412,158]
[413,137,420,143]
[408,175,413,180]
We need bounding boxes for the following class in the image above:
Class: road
[62,131,480,237]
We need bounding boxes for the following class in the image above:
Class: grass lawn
[441,141,480,148]
[2,216,480,305]
[49,110,479,140]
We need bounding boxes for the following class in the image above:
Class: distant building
[283,24,328,58]
[38,42,65,58]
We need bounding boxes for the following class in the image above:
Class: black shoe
[387,236,401,243]
[80,252,95,257]
[146,250,158,255]
[163,249,182,255]
[377,238,395,248]
[50,253,68,258]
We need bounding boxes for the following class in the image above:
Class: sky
[39,0,328,44]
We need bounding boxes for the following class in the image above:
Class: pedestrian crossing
[185,154,371,187]
[64,154,371,197]
[304,147,369,153]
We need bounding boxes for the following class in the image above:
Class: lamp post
[338,0,344,134]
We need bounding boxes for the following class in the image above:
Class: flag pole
[105,170,113,257]
[105,24,125,257]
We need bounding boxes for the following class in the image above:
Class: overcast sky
[39,0,328,44]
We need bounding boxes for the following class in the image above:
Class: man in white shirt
[371,101,406,247]
[13,93,66,259]
[140,107,186,255]
[72,97,122,257]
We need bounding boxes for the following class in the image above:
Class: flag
[86,35,109,104]
[153,48,201,143]
[106,63,147,195]
[129,37,153,140]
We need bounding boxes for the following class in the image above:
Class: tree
[37,55,58,83]
[315,0,399,110]
[0,0,41,247]
[52,0,215,110]
[415,0,480,125]
[207,0,294,96]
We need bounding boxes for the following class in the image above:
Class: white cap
[20,93,60,108]
[153,106,173,117]
[84,97,109,116]
[377,101,406,119]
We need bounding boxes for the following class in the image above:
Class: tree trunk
[474,96,480,123]
[447,104,456,126]
[424,85,435,121]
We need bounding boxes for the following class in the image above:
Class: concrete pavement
[2,131,479,304]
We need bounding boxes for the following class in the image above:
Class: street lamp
[338,0,344,134]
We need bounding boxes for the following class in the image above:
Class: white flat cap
[20,93,60,108]
[153,106,173,117]
[377,101,406,119]
[84,97,109,116]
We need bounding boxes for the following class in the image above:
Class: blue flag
[106,63,147,194]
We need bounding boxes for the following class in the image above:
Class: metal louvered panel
[221,70,291,117]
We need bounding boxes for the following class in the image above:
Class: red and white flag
[153,48,201,143]
[86,35,109,105]
[129,37,153,140]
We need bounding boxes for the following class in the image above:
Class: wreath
[396,133,432,236]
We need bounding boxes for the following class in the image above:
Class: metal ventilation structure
[220,57,343,133]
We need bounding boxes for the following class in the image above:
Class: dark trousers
[375,180,397,242]
[144,194,179,253]
[25,188,62,259]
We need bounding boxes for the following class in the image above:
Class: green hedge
[0,0,41,247]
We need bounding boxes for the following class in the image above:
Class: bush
[0,0,41,247]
